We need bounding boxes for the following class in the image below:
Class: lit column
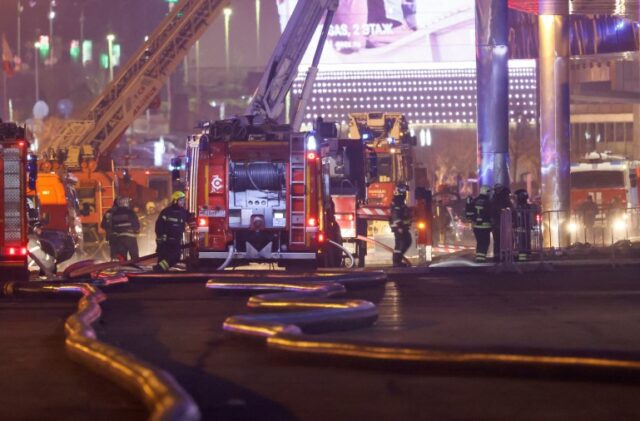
[34,42,40,101]
[474,0,510,189]
[633,105,640,160]
[223,7,233,73]
[538,11,570,248]
[106,34,115,81]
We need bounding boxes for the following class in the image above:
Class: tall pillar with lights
[538,9,570,248]
[475,0,510,189]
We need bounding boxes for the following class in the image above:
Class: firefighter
[389,183,412,267]
[109,196,140,261]
[154,191,196,272]
[323,199,343,267]
[101,199,118,260]
[469,186,492,262]
[513,189,532,261]
[490,184,512,262]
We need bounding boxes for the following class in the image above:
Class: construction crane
[45,0,231,161]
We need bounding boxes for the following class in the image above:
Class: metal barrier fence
[499,207,640,264]
[499,208,544,264]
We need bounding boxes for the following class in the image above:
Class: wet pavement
[0,295,145,420]
[3,266,640,420]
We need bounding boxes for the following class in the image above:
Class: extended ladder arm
[246,0,338,124]
[46,0,231,158]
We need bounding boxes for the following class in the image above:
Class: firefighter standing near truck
[389,184,412,267]
[513,189,532,261]
[154,191,196,272]
[468,186,492,263]
[109,197,140,261]
[101,199,118,260]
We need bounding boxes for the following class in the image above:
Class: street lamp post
[255,0,260,61]
[17,0,23,58]
[34,42,40,101]
[223,7,232,73]
[106,34,115,81]
[48,2,55,63]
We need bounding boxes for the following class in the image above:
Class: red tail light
[5,247,28,256]
[308,217,317,227]
[198,217,208,227]
[307,152,317,160]
[417,221,426,230]
[318,232,325,243]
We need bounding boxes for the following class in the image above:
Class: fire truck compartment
[228,161,287,230]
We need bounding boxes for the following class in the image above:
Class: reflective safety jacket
[389,202,412,233]
[470,194,492,229]
[464,197,475,222]
[156,204,195,244]
[110,207,140,238]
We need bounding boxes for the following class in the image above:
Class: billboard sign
[276,0,476,65]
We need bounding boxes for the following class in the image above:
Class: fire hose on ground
[1,281,200,421]
[356,235,412,266]
[328,240,355,269]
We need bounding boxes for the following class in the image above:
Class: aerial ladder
[44,0,232,159]
[36,0,233,251]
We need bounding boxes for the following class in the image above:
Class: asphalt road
[0,295,145,420]
[3,266,640,420]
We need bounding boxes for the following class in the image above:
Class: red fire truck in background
[0,122,32,281]
[319,112,415,265]
[571,152,640,210]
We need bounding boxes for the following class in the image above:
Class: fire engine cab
[186,119,328,268]
[571,152,640,209]
[0,121,32,281]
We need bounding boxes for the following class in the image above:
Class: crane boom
[246,0,338,122]
[46,0,230,158]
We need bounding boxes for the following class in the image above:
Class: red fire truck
[183,0,343,269]
[571,152,640,210]
[186,119,330,268]
[320,112,415,266]
[0,122,32,281]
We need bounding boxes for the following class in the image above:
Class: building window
[624,123,633,142]
[614,123,625,142]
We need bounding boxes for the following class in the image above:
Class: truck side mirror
[27,155,38,190]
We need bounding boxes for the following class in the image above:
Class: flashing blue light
[306,134,317,151]
[362,133,370,140]
[615,21,625,31]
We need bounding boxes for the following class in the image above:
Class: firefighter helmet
[145,201,157,214]
[171,191,186,203]
[116,196,131,208]
[393,183,408,197]
[514,189,529,204]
